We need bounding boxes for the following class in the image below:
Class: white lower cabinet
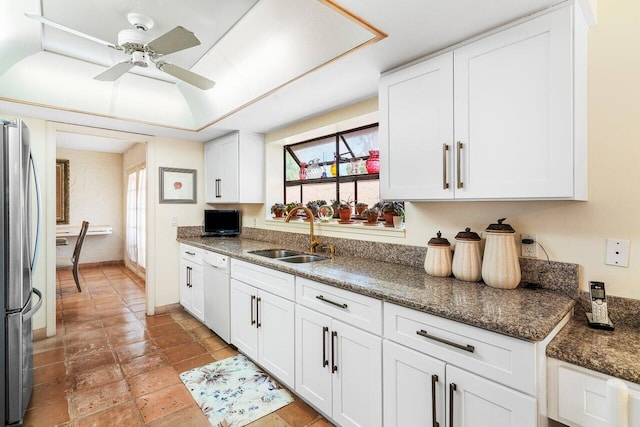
[383,340,535,427]
[295,305,382,427]
[179,245,204,322]
[230,278,295,389]
[547,358,640,427]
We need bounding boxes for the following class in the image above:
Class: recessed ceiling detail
[0,0,385,131]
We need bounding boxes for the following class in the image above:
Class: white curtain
[126,171,138,263]
[136,168,146,268]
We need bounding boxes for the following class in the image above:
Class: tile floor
[26,264,331,427]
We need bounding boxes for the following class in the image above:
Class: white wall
[56,148,123,264]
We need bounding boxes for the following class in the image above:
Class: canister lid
[428,231,450,246]
[455,227,481,241]
[485,218,515,233]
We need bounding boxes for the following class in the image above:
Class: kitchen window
[284,124,380,207]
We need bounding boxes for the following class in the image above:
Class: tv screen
[203,209,241,236]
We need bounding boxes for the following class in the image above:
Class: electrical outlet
[170,216,178,226]
[253,217,257,227]
[521,234,537,258]
[605,239,630,267]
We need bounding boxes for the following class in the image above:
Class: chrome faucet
[284,206,322,253]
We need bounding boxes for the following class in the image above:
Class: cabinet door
[179,259,193,312]
[229,279,258,360]
[454,8,573,199]
[189,263,204,322]
[204,140,219,203]
[217,134,239,203]
[447,365,536,427]
[295,306,332,416]
[257,291,295,389]
[379,52,454,200]
[332,320,382,427]
[383,340,446,427]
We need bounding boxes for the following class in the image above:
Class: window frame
[283,123,379,204]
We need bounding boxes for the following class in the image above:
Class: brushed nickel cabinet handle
[442,144,449,190]
[185,251,196,256]
[322,326,329,368]
[250,295,256,325]
[256,297,261,328]
[456,141,463,189]
[432,374,440,427]
[316,295,348,309]
[449,383,457,427]
[416,329,475,353]
[331,331,338,373]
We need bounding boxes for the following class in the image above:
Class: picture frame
[159,167,197,204]
[56,159,70,224]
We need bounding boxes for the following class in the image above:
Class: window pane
[338,181,355,204]
[302,183,335,205]
[285,151,299,182]
[289,136,335,169]
[285,185,301,203]
[355,180,380,207]
[342,127,378,158]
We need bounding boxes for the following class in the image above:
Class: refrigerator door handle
[29,152,42,274]
[23,288,42,321]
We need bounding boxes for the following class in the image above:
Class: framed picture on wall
[159,167,197,204]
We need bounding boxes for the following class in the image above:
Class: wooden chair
[57,221,89,292]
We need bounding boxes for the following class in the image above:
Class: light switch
[605,239,630,267]
[170,216,178,226]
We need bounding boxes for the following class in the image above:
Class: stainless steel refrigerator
[2,119,43,426]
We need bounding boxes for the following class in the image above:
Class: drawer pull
[449,383,457,427]
[316,295,348,309]
[416,329,475,353]
[256,297,261,328]
[185,251,196,256]
[250,295,256,325]
[322,326,329,368]
[432,374,439,427]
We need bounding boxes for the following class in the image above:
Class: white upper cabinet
[204,131,265,203]
[380,5,587,201]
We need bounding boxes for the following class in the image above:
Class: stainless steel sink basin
[279,255,329,263]
[249,249,304,258]
[249,249,329,263]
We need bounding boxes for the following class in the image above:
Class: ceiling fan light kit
[25,12,216,90]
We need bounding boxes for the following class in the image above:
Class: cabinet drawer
[230,259,294,301]
[296,277,382,335]
[180,244,203,265]
[384,302,536,394]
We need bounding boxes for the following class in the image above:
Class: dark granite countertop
[178,236,575,342]
[547,315,640,384]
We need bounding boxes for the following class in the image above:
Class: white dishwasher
[203,251,231,343]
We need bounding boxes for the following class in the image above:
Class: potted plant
[330,199,340,218]
[306,199,327,219]
[337,198,354,222]
[285,202,301,219]
[270,203,286,218]
[382,201,404,225]
[361,207,380,224]
[355,202,368,216]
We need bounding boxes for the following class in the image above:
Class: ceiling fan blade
[147,26,200,56]
[157,62,215,90]
[25,13,120,50]
[94,61,135,81]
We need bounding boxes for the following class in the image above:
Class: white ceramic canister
[452,227,482,282]
[424,231,452,277]
[481,218,521,289]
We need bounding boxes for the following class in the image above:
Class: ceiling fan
[25,12,216,90]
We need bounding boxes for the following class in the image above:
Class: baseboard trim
[56,260,125,270]
[33,327,47,341]
[154,303,181,315]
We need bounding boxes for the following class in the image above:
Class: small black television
[202,209,241,237]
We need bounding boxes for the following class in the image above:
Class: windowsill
[265,218,406,238]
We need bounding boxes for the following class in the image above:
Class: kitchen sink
[278,254,329,263]
[249,249,304,258]
[249,249,329,263]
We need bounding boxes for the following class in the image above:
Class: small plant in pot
[355,202,368,216]
[361,208,380,224]
[270,203,286,218]
[285,202,302,219]
[337,198,354,222]
[305,199,327,220]
[382,201,404,225]
[330,199,340,218]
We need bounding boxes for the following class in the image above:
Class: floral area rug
[179,354,294,427]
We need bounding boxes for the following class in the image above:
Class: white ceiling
[0,0,575,145]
